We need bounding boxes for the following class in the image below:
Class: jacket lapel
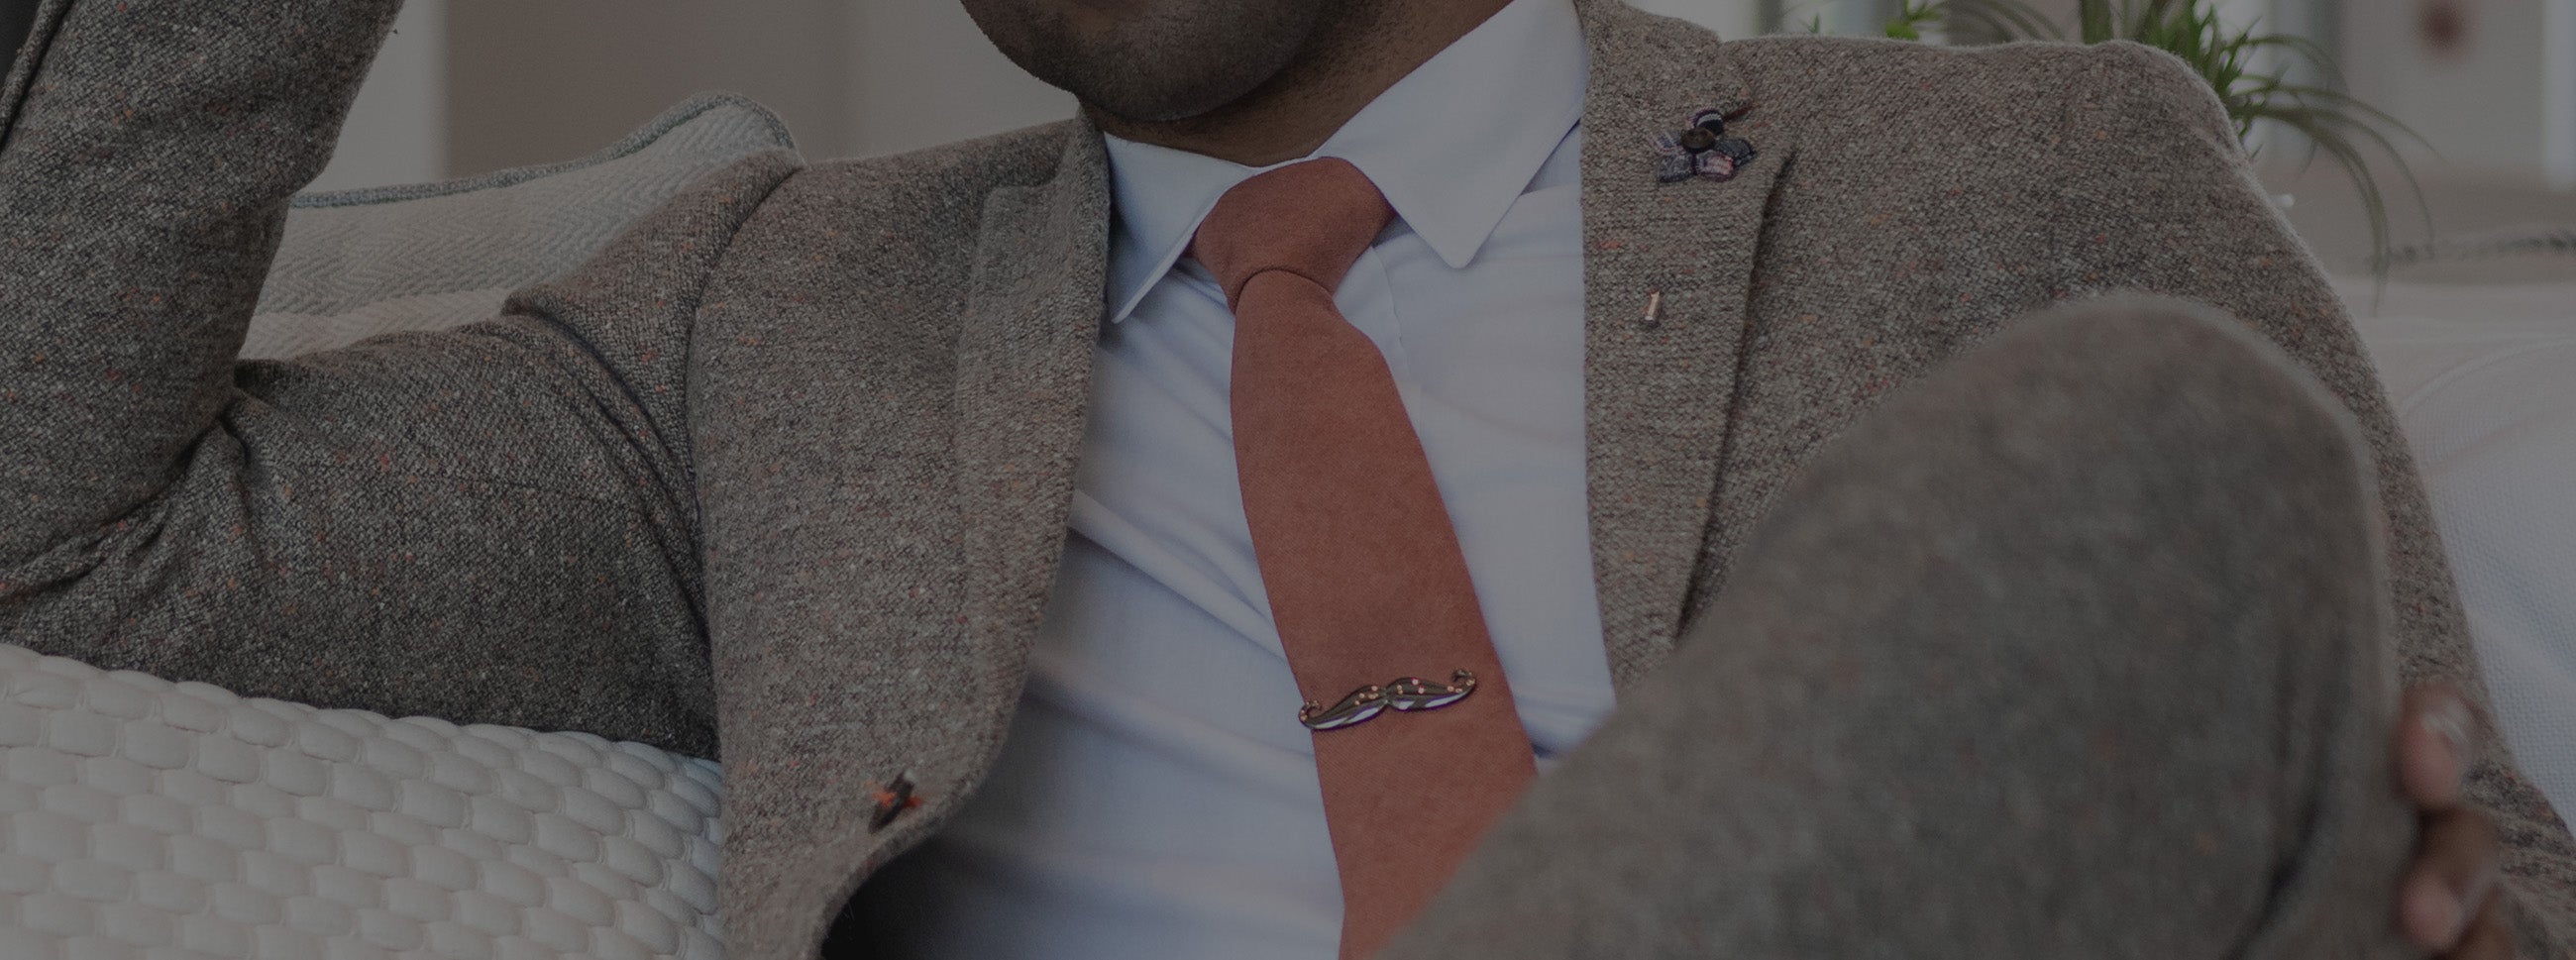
[948,124,1113,747]
[937,1,1781,721]
[1573,0,1794,689]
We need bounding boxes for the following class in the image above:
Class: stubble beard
[967,0,1346,124]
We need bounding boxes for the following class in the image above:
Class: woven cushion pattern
[0,643,725,960]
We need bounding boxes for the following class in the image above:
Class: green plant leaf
[1944,0,2066,43]
[1886,0,1940,40]
[2076,0,2113,43]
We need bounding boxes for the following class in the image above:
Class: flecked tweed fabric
[3,0,2571,957]
[1385,298,2416,960]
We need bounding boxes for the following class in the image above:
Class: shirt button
[1678,127,1719,152]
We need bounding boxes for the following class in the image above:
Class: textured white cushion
[0,643,725,960]
[245,91,796,360]
[2348,275,2576,827]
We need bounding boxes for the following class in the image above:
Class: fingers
[2394,685,2514,957]
[2400,807,2503,952]
[2399,684,2476,810]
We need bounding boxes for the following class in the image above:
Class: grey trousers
[1385,298,2418,960]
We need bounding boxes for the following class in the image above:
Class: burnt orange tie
[1193,158,1540,959]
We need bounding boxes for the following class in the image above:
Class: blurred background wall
[2344,0,2576,188]
[1,0,2570,192]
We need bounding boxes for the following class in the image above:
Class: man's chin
[964,0,1329,130]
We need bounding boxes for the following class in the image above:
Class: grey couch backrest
[246,92,799,359]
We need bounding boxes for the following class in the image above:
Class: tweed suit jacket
[5,0,2573,956]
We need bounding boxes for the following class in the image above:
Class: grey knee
[1383,297,2414,960]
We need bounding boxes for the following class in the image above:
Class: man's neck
[1086,0,1516,166]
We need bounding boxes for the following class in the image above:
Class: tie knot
[1191,158,1395,306]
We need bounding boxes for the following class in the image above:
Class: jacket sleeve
[0,0,799,759]
[2054,41,2576,957]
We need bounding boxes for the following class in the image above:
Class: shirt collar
[1099,0,1588,325]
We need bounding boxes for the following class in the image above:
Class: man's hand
[2398,685,2514,958]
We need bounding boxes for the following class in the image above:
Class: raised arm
[2054,41,2576,955]
[2,0,404,565]
[0,0,800,757]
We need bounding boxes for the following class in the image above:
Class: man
[0,0,2566,956]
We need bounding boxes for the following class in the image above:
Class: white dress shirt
[858,1,1606,955]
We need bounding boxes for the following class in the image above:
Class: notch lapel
[950,125,1114,729]
[1573,0,1795,689]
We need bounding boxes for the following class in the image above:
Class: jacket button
[870,774,920,832]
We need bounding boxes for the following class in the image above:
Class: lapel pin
[1655,107,1758,184]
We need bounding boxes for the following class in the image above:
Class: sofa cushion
[2271,167,2576,284]
[2373,225,2576,286]
[2350,277,2576,827]
[0,642,726,959]
[244,91,796,360]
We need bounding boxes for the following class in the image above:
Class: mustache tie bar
[1298,670,1480,732]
